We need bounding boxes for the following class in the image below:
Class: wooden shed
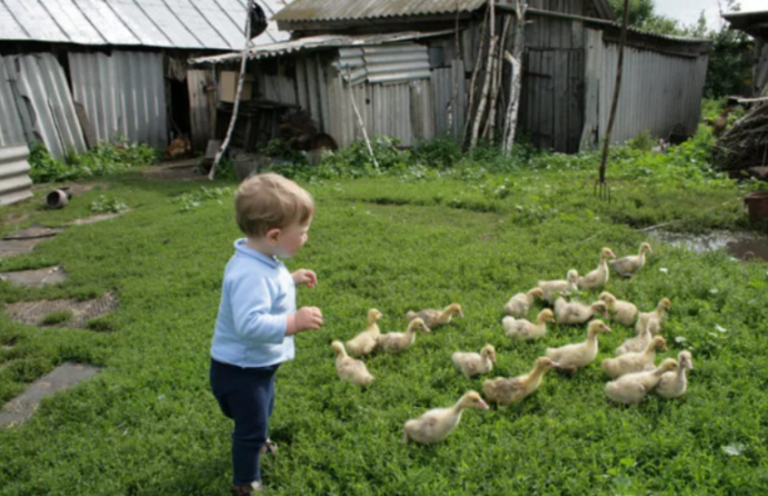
[197,0,710,153]
[723,10,768,96]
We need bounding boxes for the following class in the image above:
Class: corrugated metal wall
[325,69,436,147]
[586,28,708,145]
[1,53,87,158]
[0,59,27,148]
[69,51,168,149]
[0,144,33,206]
[431,61,466,138]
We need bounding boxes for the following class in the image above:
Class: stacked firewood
[715,94,768,176]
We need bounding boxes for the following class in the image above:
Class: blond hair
[235,173,314,238]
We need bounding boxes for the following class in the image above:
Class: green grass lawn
[0,154,767,495]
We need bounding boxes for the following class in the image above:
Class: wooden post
[462,7,489,145]
[470,0,496,153]
[485,15,510,143]
[597,0,629,189]
[209,1,252,180]
[346,68,379,169]
[448,0,462,135]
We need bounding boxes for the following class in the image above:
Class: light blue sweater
[211,239,295,368]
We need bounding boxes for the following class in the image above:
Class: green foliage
[607,0,683,35]
[28,141,161,184]
[410,136,463,169]
[40,310,73,326]
[89,195,128,214]
[173,186,234,212]
[703,26,754,98]
[625,129,657,151]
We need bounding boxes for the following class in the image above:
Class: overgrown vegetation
[0,132,767,495]
[29,140,160,184]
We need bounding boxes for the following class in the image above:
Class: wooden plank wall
[515,1,586,153]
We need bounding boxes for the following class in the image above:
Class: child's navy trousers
[210,358,279,485]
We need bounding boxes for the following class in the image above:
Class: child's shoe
[259,439,278,456]
[230,480,266,495]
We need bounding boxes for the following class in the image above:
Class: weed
[89,195,128,214]
[40,310,73,326]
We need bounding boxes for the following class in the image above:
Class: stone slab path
[0,362,102,427]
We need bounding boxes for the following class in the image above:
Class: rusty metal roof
[0,0,294,50]
[272,0,488,23]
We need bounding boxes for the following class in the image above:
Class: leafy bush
[28,140,161,183]
[411,136,463,169]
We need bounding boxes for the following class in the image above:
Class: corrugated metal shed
[2,53,87,158]
[192,30,452,64]
[0,144,33,206]
[0,0,294,50]
[272,0,485,22]
[68,51,168,149]
[583,28,708,146]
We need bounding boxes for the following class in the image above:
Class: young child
[210,173,323,495]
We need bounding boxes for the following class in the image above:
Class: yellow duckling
[578,247,617,290]
[602,336,668,379]
[554,298,609,325]
[538,269,579,304]
[452,344,496,378]
[402,391,489,445]
[504,288,544,318]
[656,351,694,399]
[605,358,679,404]
[635,297,671,334]
[483,357,559,406]
[502,309,555,340]
[377,318,430,353]
[599,291,639,327]
[609,242,653,278]
[330,341,374,387]
[545,320,611,372]
[346,308,383,357]
[615,319,658,356]
[406,303,464,330]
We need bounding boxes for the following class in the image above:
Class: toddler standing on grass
[210,173,323,495]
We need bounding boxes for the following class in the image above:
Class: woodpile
[714,91,768,176]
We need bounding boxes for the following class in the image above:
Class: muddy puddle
[649,230,768,262]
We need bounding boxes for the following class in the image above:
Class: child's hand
[295,306,323,331]
[292,269,317,288]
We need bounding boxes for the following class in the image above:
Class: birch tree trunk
[502,0,526,155]
[485,15,511,143]
[209,1,253,180]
